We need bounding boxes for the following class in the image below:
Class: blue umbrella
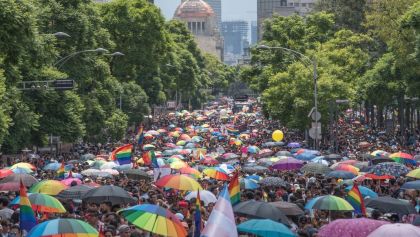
[240,178,260,190]
[247,175,262,181]
[326,171,356,179]
[295,153,316,161]
[401,180,420,190]
[43,163,73,171]
[287,142,301,148]
[237,219,295,237]
[345,185,378,198]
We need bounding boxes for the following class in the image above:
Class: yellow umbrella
[406,169,420,179]
[29,180,67,195]
[11,162,35,170]
[170,160,189,170]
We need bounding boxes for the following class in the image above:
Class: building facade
[203,0,222,30]
[257,0,315,40]
[221,21,249,65]
[174,0,223,61]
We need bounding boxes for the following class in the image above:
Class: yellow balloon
[272,130,284,142]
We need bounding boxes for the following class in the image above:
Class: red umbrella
[0,169,13,178]
[364,173,394,180]
[200,157,219,165]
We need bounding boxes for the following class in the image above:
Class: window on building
[202,22,206,32]
[289,2,293,6]
[302,3,307,7]
[188,22,192,31]
[294,2,299,6]
[281,0,287,6]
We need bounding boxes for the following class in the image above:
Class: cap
[175,213,184,221]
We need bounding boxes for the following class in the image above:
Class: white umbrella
[100,162,119,170]
[185,190,217,206]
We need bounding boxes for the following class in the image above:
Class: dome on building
[175,0,215,18]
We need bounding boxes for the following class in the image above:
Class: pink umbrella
[61,178,82,186]
[318,218,388,237]
[271,158,304,171]
[367,223,420,237]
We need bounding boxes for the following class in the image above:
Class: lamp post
[256,44,319,149]
[54,48,109,69]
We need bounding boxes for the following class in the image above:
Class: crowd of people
[1,97,420,237]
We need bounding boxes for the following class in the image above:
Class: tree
[104,110,128,142]
[121,81,150,126]
[0,68,11,146]
[315,0,368,32]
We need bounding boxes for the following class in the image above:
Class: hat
[118,225,130,233]
[175,213,184,221]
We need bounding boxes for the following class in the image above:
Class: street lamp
[54,48,109,69]
[256,44,319,149]
[52,32,71,38]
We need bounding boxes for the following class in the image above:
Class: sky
[154,0,257,22]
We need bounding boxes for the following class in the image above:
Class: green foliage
[121,81,150,125]
[0,68,11,145]
[104,110,128,142]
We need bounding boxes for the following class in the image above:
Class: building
[174,0,223,61]
[221,21,249,65]
[257,0,316,40]
[250,21,258,45]
[203,0,222,30]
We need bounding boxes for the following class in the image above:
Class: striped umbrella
[155,174,202,191]
[390,152,415,165]
[305,195,354,211]
[406,168,420,179]
[27,219,98,237]
[29,180,68,195]
[119,204,187,237]
[203,168,229,180]
[11,193,66,213]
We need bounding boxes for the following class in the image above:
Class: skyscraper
[251,21,258,45]
[222,21,249,65]
[203,0,222,30]
[257,0,315,39]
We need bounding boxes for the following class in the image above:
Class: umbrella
[270,201,304,216]
[287,142,301,148]
[203,168,229,180]
[271,158,304,170]
[370,157,395,165]
[242,166,268,174]
[56,185,94,200]
[324,154,342,160]
[143,144,156,151]
[260,177,288,188]
[275,151,292,156]
[296,152,317,161]
[179,167,201,179]
[262,142,285,148]
[29,180,67,195]
[0,169,13,178]
[371,150,390,158]
[359,141,371,148]
[345,185,378,198]
[82,185,136,205]
[27,218,98,237]
[247,146,260,154]
[301,163,332,175]
[61,178,82,186]
[185,190,217,206]
[407,169,420,179]
[11,162,35,170]
[200,157,219,165]
[369,162,409,177]
[118,204,187,237]
[258,148,273,158]
[0,173,38,187]
[124,169,151,180]
[365,197,417,217]
[318,218,388,237]
[81,153,96,160]
[100,162,119,170]
[390,152,415,165]
[240,178,260,190]
[401,180,420,190]
[222,153,239,160]
[326,171,356,179]
[334,164,359,175]
[237,219,295,237]
[11,193,66,213]
[233,200,290,225]
[155,174,203,191]
[367,223,420,237]
[10,167,33,174]
[305,195,354,211]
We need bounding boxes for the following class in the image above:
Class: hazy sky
[155,0,257,22]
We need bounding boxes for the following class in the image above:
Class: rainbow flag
[201,185,238,237]
[226,127,239,135]
[346,183,366,216]
[19,181,37,232]
[57,162,65,180]
[228,172,240,205]
[136,126,144,145]
[111,144,133,165]
[150,150,159,168]
[193,190,202,237]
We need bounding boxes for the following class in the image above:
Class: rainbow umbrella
[61,178,82,186]
[27,218,98,237]
[119,204,187,237]
[334,164,359,175]
[176,140,187,146]
[11,193,66,213]
[143,144,156,151]
[179,134,191,141]
[11,162,35,170]
[10,167,33,174]
[390,152,415,165]
[179,167,201,179]
[166,157,182,164]
[406,168,420,179]
[305,195,354,211]
[29,180,67,195]
[170,160,189,170]
[203,168,229,180]
[144,133,154,139]
[157,128,167,134]
[0,169,13,178]
[155,174,202,191]
[146,130,159,136]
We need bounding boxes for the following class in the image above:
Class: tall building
[174,0,223,61]
[250,21,258,45]
[222,21,248,65]
[203,0,222,30]
[257,0,316,39]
